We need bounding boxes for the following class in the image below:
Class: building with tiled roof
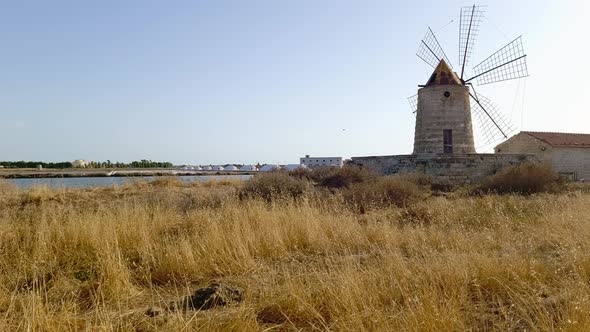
[518,132,590,148]
[495,131,590,180]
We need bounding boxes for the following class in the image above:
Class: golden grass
[0,178,589,331]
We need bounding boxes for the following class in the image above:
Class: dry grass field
[0,169,589,331]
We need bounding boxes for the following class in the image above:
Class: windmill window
[443,129,453,154]
[444,91,451,98]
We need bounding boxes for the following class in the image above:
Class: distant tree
[0,161,72,169]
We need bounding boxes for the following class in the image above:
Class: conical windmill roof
[425,59,462,86]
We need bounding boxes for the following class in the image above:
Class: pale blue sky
[0,0,587,165]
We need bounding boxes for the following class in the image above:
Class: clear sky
[1,0,588,165]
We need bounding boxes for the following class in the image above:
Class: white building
[300,155,343,168]
[260,164,281,172]
[72,159,87,168]
[239,165,258,172]
[284,164,308,171]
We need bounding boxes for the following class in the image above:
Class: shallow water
[7,175,252,189]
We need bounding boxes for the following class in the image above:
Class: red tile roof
[523,131,590,148]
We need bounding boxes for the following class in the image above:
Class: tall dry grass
[478,163,565,195]
[0,177,589,330]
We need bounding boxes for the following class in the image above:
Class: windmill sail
[417,27,453,69]
[469,91,515,144]
[466,36,528,85]
[410,4,524,148]
[458,5,485,79]
[407,94,418,114]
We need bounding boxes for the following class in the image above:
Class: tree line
[0,159,173,169]
[0,161,73,169]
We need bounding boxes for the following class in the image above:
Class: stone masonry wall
[349,154,536,183]
[494,132,553,163]
[413,85,475,155]
[551,148,590,180]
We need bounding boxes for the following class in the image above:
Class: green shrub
[313,166,375,189]
[479,163,564,195]
[342,176,424,210]
[393,173,433,186]
[395,173,461,193]
[239,172,312,202]
[287,167,313,179]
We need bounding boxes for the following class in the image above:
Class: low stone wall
[349,154,537,183]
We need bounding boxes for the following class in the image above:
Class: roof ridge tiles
[522,131,590,147]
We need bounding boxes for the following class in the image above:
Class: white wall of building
[300,156,343,168]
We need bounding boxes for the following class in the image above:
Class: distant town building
[72,159,87,168]
[284,164,308,171]
[260,164,281,172]
[239,165,257,172]
[300,155,343,168]
[495,131,590,181]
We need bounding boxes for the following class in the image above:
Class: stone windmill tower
[408,5,529,156]
[413,59,475,154]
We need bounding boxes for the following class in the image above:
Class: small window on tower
[443,129,453,154]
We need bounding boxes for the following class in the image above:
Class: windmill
[408,5,528,155]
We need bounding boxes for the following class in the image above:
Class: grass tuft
[239,171,312,201]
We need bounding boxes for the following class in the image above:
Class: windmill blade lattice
[467,36,528,85]
[416,27,453,68]
[407,94,418,114]
[458,5,485,79]
[469,92,515,144]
